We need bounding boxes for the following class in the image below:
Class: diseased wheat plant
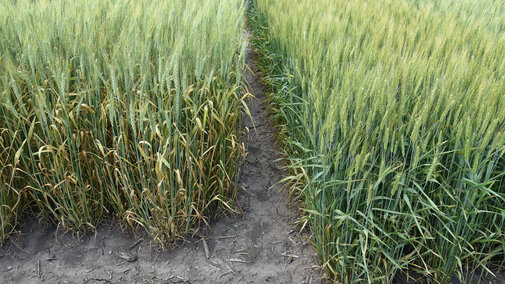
[0,0,247,244]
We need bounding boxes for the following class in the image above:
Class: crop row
[249,0,505,282]
[0,0,246,244]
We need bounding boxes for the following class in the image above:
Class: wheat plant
[0,0,247,244]
[250,0,505,282]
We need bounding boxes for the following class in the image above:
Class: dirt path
[0,34,326,284]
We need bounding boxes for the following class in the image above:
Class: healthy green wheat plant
[249,0,505,282]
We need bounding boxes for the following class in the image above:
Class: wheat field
[250,0,505,282]
[0,0,246,244]
[2,0,505,282]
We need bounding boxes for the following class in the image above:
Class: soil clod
[116,252,138,262]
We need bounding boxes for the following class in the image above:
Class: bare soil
[0,34,326,284]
